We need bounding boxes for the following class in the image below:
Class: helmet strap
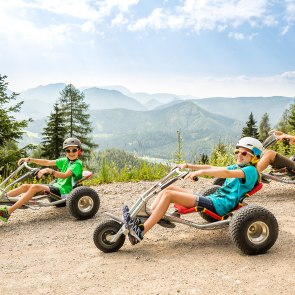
[250,156,259,164]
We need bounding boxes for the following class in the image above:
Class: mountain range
[14,83,295,159]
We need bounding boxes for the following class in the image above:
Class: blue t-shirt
[207,164,258,216]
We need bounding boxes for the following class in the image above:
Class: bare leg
[257,150,277,172]
[8,184,50,214]
[150,185,192,210]
[144,190,196,233]
[7,184,33,198]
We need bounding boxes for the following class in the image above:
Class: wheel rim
[100,229,116,246]
[78,196,94,213]
[247,221,269,244]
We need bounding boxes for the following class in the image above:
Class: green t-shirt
[52,158,83,195]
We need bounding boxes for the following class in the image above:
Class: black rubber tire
[93,220,125,253]
[198,185,221,222]
[67,186,100,220]
[212,178,225,186]
[229,204,279,255]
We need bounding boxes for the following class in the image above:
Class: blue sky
[1,0,295,97]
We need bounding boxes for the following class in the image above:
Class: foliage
[209,142,235,167]
[272,102,295,155]
[258,113,271,142]
[41,102,67,158]
[241,112,259,139]
[275,109,290,133]
[59,84,97,154]
[0,141,35,179]
[287,103,295,132]
[83,148,171,184]
[173,129,185,164]
[0,75,31,147]
[198,153,209,164]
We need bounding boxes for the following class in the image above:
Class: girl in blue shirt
[123,137,263,245]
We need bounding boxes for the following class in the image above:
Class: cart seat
[174,182,263,221]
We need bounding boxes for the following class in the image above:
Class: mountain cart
[0,162,100,220]
[93,167,278,255]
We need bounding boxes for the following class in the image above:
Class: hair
[240,147,262,183]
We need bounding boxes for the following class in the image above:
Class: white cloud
[181,71,295,97]
[128,0,280,33]
[228,32,258,40]
[81,21,96,33]
[112,13,128,26]
[0,0,139,45]
[280,71,295,80]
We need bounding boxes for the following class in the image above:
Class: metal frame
[106,167,236,244]
[0,162,90,209]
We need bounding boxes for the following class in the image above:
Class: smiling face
[65,145,79,160]
[234,147,254,166]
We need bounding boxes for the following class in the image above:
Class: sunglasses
[234,149,254,157]
[65,148,78,153]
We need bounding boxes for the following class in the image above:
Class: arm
[177,163,224,171]
[278,133,295,145]
[18,157,56,166]
[37,168,73,179]
[271,130,295,145]
[185,167,245,180]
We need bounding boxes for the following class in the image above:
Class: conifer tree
[258,113,271,142]
[41,102,67,158]
[276,109,290,133]
[0,74,31,147]
[174,129,184,164]
[241,112,259,138]
[59,84,97,153]
[287,102,295,132]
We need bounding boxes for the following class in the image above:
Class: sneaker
[122,205,144,245]
[0,206,10,222]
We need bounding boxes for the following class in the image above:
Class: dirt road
[1,178,295,294]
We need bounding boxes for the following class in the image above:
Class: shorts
[195,194,216,213]
[272,153,295,172]
[46,185,61,197]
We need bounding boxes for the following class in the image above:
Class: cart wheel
[212,178,225,186]
[67,186,100,220]
[93,220,125,253]
[229,204,278,255]
[198,185,221,222]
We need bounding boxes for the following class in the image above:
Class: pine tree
[41,102,67,158]
[198,153,209,164]
[173,129,184,164]
[59,84,97,153]
[241,112,259,138]
[258,113,271,142]
[276,109,290,133]
[0,74,31,147]
[287,102,295,132]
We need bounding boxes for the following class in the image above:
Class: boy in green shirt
[0,138,83,222]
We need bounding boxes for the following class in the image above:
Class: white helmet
[236,137,263,158]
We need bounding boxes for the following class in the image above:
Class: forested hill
[193,96,294,125]
[90,101,241,159]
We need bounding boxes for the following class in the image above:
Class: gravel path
[1,178,295,295]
